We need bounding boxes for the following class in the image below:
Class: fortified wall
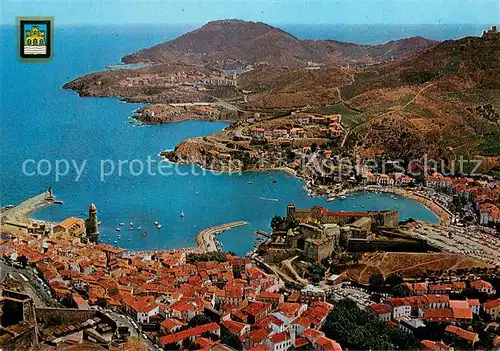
[0,289,38,351]
[287,205,399,228]
[264,205,429,263]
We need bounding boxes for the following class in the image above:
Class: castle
[262,205,426,263]
[482,26,499,38]
[24,26,46,46]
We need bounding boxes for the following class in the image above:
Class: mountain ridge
[122,19,439,67]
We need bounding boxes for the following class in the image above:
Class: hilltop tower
[85,203,99,243]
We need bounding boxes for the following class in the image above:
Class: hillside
[122,19,438,67]
[344,252,493,284]
[337,35,500,159]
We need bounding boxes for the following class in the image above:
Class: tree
[352,252,362,264]
[221,325,243,350]
[322,298,418,350]
[187,314,211,328]
[392,283,412,297]
[201,331,220,341]
[233,265,242,279]
[385,274,403,288]
[164,342,180,351]
[182,338,200,350]
[271,216,287,231]
[368,273,384,291]
[17,255,28,268]
[310,143,318,153]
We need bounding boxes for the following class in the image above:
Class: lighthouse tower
[85,203,99,243]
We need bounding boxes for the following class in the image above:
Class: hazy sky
[2,0,499,25]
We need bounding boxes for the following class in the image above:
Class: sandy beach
[350,186,453,226]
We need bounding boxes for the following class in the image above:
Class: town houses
[1,226,345,351]
[245,113,345,143]
[363,277,500,350]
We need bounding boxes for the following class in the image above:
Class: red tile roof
[426,294,449,304]
[369,303,391,315]
[242,328,267,344]
[420,340,452,351]
[483,298,500,309]
[159,323,220,346]
[422,308,455,322]
[269,332,290,344]
[294,337,310,348]
[445,325,478,342]
[222,319,247,335]
[315,336,342,351]
[470,279,493,290]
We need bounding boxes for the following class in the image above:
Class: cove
[1,25,438,256]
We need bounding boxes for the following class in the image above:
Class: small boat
[129,222,134,226]
[142,232,147,237]
[115,228,121,232]
[272,179,277,183]
[154,221,159,225]
[114,240,118,244]
[128,238,131,241]
[180,211,184,217]
[195,191,199,195]
[53,200,64,204]
[157,224,162,229]
[129,227,134,231]
[248,181,253,184]
[137,226,142,230]
[119,222,124,226]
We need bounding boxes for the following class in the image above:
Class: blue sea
[0,23,476,255]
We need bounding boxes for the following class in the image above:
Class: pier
[1,190,56,236]
[196,221,248,253]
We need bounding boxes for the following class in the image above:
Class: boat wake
[258,197,279,202]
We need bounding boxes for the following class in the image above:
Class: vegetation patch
[322,299,418,350]
[479,132,500,156]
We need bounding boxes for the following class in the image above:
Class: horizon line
[1,22,497,27]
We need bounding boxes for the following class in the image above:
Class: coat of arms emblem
[19,18,52,59]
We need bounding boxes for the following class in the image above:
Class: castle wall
[264,248,297,263]
[304,238,334,263]
[0,326,38,351]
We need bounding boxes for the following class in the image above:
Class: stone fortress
[262,205,427,263]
